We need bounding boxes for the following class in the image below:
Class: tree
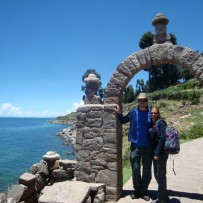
[139,32,154,49]
[123,84,135,103]
[139,32,181,92]
[134,79,150,96]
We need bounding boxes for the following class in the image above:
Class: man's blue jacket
[117,107,152,147]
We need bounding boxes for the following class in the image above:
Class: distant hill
[53,112,77,125]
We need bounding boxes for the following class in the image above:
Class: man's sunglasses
[138,99,148,102]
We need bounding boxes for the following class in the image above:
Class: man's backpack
[156,119,180,155]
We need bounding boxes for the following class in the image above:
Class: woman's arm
[154,119,167,157]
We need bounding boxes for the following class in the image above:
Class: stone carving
[152,13,172,44]
[84,73,102,104]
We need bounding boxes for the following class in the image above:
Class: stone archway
[104,43,203,105]
[75,43,203,202]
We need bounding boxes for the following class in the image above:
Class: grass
[123,163,132,184]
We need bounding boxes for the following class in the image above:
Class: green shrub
[180,124,203,140]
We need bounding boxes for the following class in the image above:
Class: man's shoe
[130,192,141,199]
[141,195,150,201]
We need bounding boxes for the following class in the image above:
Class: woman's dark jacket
[150,119,167,157]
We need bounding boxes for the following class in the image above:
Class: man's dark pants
[130,143,153,195]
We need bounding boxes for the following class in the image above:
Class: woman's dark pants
[153,153,169,200]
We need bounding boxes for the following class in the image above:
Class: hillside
[55,78,203,137]
[121,78,203,137]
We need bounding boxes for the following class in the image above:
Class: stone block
[83,137,103,151]
[7,184,35,202]
[123,57,139,74]
[38,181,92,203]
[96,169,117,187]
[112,71,129,89]
[52,169,74,181]
[77,161,91,174]
[30,161,49,175]
[75,170,95,182]
[19,192,38,203]
[107,162,117,171]
[76,150,90,161]
[59,159,77,170]
[128,53,142,71]
[19,173,36,186]
[103,133,117,144]
[104,96,120,104]
[0,193,6,203]
[35,173,46,193]
[117,62,132,77]
[86,118,102,128]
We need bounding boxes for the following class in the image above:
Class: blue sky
[0,0,202,117]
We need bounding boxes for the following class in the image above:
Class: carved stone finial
[152,13,171,44]
[84,73,102,104]
[84,73,100,84]
[43,151,60,161]
[152,13,169,26]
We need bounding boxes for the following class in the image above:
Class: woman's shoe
[151,198,167,203]
[141,194,150,201]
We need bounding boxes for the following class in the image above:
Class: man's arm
[115,104,131,124]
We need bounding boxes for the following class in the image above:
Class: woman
[149,106,169,203]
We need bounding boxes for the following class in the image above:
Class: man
[115,92,152,201]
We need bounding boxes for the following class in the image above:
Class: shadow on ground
[168,189,203,202]
[121,189,203,202]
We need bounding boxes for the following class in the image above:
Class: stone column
[75,104,123,201]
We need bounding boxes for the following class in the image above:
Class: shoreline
[54,123,76,147]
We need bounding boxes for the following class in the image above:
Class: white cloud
[64,100,84,115]
[0,103,22,116]
[73,100,84,110]
[0,101,84,117]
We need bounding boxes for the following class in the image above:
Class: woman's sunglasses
[150,112,158,115]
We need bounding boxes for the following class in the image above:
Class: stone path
[110,137,203,203]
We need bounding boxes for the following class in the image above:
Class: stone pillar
[75,104,123,201]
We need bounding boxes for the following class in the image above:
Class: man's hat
[137,93,148,100]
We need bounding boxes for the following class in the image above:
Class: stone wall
[75,104,123,201]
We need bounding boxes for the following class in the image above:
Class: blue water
[0,117,75,192]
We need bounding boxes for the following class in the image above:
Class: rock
[30,160,49,175]
[0,193,6,203]
[38,181,105,203]
[56,124,76,146]
[35,173,46,192]
[39,181,91,203]
[19,173,36,186]
[7,184,34,202]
